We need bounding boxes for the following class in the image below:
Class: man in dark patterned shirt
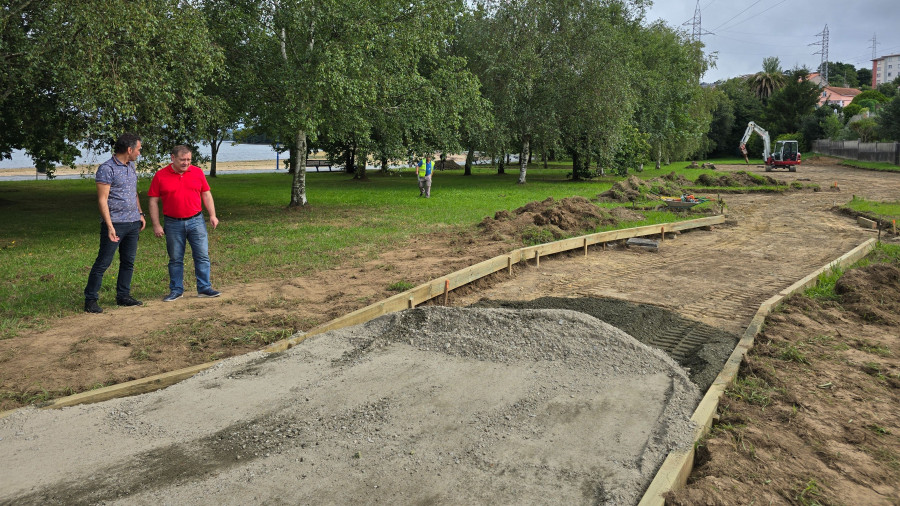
[83,133,146,313]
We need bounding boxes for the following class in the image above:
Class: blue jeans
[164,214,212,295]
[84,221,141,301]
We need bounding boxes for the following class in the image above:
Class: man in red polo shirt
[147,145,221,301]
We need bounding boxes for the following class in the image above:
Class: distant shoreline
[0,159,281,178]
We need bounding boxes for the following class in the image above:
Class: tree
[1,0,221,176]
[748,57,786,102]
[877,97,900,141]
[820,61,859,88]
[703,77,763,158]
[849,118,878,142]
[851,89,889,105]
[211,0,475,205]
[635,19,715,167]
[857,68,872,89]
[764,68,819,143]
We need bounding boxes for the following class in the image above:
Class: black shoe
[163,291,183,302]
[84,300,103,313]
[116,295,143,307]
[198,288,221,298]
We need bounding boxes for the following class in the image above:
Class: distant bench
[306,159,335,172]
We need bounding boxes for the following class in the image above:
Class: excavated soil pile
[471,297,739,393]
[835,263,900,325]
[478,196,628,242]
[695,171,782,188]
[599,173,693,202]
[1,307,700,505]
[435,159,464,171]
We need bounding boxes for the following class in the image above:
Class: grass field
[2,164,718,337]
[844,195,900,221]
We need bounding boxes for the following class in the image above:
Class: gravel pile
[1,307,700,505]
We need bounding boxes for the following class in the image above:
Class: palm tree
[748,57,786,102]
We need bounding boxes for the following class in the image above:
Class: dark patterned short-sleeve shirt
[95,156,140,223]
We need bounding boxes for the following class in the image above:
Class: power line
[709,0,763,32]
[713,0,789,34]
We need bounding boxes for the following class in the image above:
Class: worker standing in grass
[83,133,145,313]
[147,145,221,302]
[417,155,433,198]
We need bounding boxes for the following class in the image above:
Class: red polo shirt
[147,164,211,218]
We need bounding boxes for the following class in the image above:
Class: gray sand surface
[0,307,700,505]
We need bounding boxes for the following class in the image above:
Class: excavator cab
[767,140,800,172]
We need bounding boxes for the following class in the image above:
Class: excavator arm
[738,121,771,163]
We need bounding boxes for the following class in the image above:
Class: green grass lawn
[844,195,900,220]
[839,159,900,173]
[1,165,702,337]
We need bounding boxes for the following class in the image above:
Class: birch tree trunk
[354,150,367,179]
[290,130,308,207]
[517,136,529,184]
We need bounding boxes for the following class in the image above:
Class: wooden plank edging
[0,215,724,419]
[637,238,877,506]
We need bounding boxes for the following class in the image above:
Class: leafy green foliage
[851,89,889,105]
[877,97,900,141]
[747,57,786,102]
[765,68,820,142]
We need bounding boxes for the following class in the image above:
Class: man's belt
[164,212,202,221]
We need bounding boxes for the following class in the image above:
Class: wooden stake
[584,237,588,256]
[660,225,665,242]
[536,251,540,267]
[408,296,414,309]
[508,255,512,275]
[443,279,449,305]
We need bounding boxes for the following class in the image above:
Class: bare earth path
[456,160,899,336]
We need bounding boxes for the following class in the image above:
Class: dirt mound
[685,162,716,170]
[599,172,691,202]
[435,159,463,171]
[479,196,628,243]
[835,263,900,325]
[695,171,783,188]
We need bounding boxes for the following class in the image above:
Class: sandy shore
[0,159,284,178]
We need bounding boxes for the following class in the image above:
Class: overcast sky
[644,0,900,84]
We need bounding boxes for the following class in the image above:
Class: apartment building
[872,53,900,88]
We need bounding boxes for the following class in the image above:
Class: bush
[851,89,889,105]
[842,103,863,122]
